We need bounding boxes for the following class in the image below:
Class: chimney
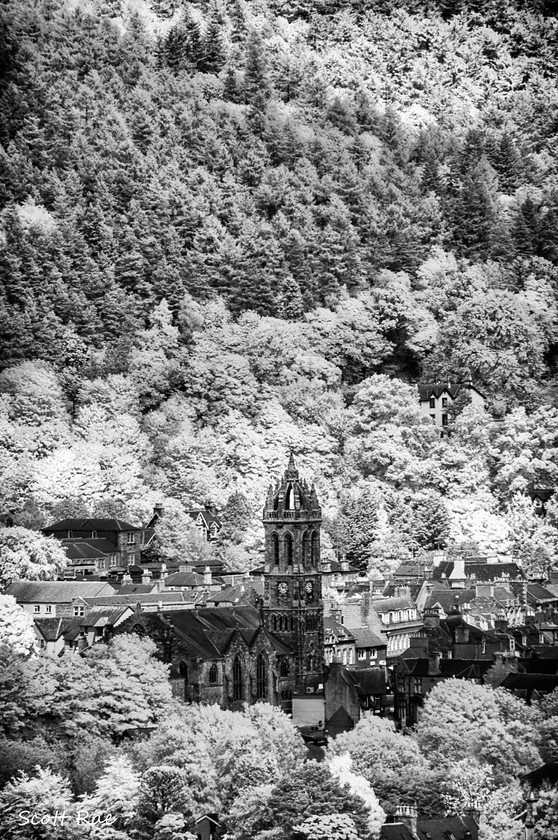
[179,563,193,574]
[428,651,441,675]
[340,556,349,572]
[394,804,418,837]
[396,585,411,599]
[121,572,132,584]
[142,568,152,585]
[203,565,212,586]
[153,503,164,518]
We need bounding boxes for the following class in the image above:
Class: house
[418,381,485,430]
[34,605,134,656]
[325,663,389,735]
[189,504,222,542]
[43,518,147,572]
[393,652,493,725]
[349,627,387,668]
[7,580,116,618]
[337,593,423,659]
[195,814,220,840]
[381,806,479,840]
[324,616,357,666]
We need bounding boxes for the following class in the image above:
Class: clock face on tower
[278,582,288,596]
[305,581,314,594]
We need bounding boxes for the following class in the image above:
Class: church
[115,456,325,713]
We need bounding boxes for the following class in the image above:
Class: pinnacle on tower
[285,450,298,479]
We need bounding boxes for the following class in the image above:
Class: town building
[418,381,485,430]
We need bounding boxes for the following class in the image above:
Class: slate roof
[83,592,200,607]
[164,571,205,587]
[324,618,355,641]
[348,627,386,649]
[418,381,485,401]
[45,518,140,532]
[117,584,158,595]
[432,561,523,582]
[521,762,558,786]
[400,658,492,679]
[500,673,558,692]
[343,668,387,696]
[205,582,263,606]
[417,816,479,840]
[151,606,292,660]
[8,580,116,603]
[372,597,417,613]
[63,542,108,560]
[34,617,75,641]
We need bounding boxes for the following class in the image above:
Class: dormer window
[91,531,97,539]
[285,485,294,510]
[68,531,73,538]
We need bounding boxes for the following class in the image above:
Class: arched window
[278,615,283,631]
[179,661,188,680]
[302,531,310,567]
[289,615,294,631]
[311,531,319,566]
[271,533,279,566]
[233,656,243,701]
[256,653,267,698]
[284,533,293,566]
[280,659,289,677]
[209,664,218,684]
[272,615,277,631]
[285,485,294,510]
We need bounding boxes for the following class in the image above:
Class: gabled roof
[117,584,158,595]
[418,381,485,401]
[205,582,263,607]
[8,580,116,603]
[44,518,140,532]
[83,592,201,607]
[324,618,355,641]
[348,627,386,649]
[34,617,75,641]
[63,542,108,560]
[188,509,221,527]
[343,667,387,695]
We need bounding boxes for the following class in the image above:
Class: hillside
[1,0,558,573]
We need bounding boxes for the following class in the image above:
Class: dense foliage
[2,0,558,576]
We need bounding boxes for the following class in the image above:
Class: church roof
[44,518,140,532]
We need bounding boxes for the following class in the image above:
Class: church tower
[262,454,324,695]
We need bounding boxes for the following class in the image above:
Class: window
[442,397,448,407]
[68,530,73,538]
[233,656,243,701]
[271,533,279,566]
[285,485,294,510]
[413,678,422,694]
[73,605,85,617]
[303,531,310,566]
[91,531,97,539]
[280,659,289,677]
[209,664,218,684]
[441,413,448,426]
[45,605,52,614]
[284,533,293,566]
[311,531,319,566]
[127,533,135,544]
[256,653,267,699]
[39,640,46,649]
[358,649,367,660]
[429,397,435,408]
[110,556,117,567]
[34,605,40,613]
[430,414,436,422]
[129,553,136,563]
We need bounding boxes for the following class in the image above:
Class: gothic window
[272,533,279,566]
[285,485,294,509]
[280,659,290,677]
[302,531,310,567]
[290,615,294,631]
[209,664,218,684]
[272,615,277,631]
[256,653,267,698]
[284,533,293,566]
[278,615,283,631]
[233,656,243,701]
[311,531,318,566]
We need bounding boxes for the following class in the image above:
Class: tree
[79,755,140,831]
[0,527,68,590]
[0,766,76,840]
[0,593,36,655]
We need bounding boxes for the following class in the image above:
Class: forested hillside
[2,0,558,573]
